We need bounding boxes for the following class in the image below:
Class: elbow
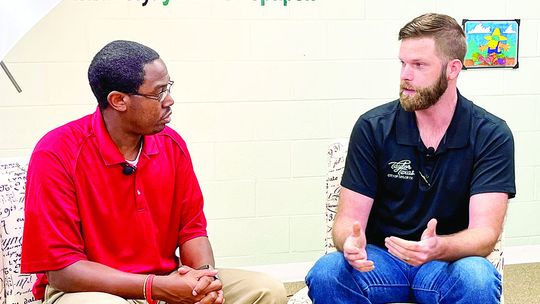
[485,240,502,258]
[331,222,345,252]
[480,231,503,258]
[47,267,76,292]
[480,246,496,258]
[331,234,342,252]
[47,270,65,291]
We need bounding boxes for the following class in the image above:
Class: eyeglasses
[130,80,174,103]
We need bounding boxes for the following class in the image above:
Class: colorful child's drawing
[462,19,520,69]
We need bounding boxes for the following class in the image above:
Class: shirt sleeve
[176,148,208,246]
[341,116,378,199]
[470,120,516,198]
[21,150,87,274]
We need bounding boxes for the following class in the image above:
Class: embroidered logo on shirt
[387,160,415,180]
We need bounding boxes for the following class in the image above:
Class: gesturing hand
[343,221,374,272]
[385,218,439,266]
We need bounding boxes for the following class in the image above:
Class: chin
[152,125,167,134]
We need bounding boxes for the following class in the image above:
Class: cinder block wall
[1,0,539,267]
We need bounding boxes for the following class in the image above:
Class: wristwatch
[196,264,219,280]
[196,264,214,270]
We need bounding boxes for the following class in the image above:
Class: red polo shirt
[21,108,207,300]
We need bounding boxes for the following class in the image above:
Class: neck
[415,87,458,149]
[101,108,142,160]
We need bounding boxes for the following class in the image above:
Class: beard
[399,70,448,112]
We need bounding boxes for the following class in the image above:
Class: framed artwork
[462,19,520,69]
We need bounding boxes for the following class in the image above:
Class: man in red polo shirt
[21,40,286,304]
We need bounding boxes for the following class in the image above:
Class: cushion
[0,157,39,304]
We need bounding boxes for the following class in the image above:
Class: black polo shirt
[341,91,516,248]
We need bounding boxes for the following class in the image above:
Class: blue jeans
[306,245,501,304]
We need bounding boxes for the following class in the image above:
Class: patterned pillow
[0,158,39,304]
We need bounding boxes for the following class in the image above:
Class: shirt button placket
[135,176,145,211]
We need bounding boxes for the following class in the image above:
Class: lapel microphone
[122,163,137,175]
[426,147,435,159]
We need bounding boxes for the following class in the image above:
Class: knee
[250,273,287,304]
[226,270,287,304]
[452,257,501,291]
[306,252,347,287]
[416,258,501,303]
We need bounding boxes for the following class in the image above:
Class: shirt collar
[92,107,159,166]
[395,90,471,150]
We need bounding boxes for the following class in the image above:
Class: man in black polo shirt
[306,13,515,304]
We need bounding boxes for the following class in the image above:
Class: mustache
[400,81,415,91]
[162,108,172,118]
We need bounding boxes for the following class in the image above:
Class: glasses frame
[130,80,174,103]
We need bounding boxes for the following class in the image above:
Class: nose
[162,92,174,107]
[400,64,413,81]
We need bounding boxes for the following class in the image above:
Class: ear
[107,91,128,112]
[446,59,462,80]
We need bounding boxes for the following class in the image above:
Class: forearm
[333,220,354,252]
[47,260,203,303]
[436,227,501,261]
[180,236,215,268]
[333,212,370,252]
[332,188,373,252]
[47,260,146,299]
[436,193,508,261]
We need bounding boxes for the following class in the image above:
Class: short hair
[88,40,160,109]
[398,13,466,63]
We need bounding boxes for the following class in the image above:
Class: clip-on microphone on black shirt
[425,147,435,159]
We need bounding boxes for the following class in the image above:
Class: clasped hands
[343,218,439,271]
[165,265,224,304]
